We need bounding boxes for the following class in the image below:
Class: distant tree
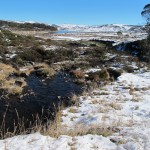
[117,31,122,36]
[141,4,150,62]
[141,4,150,35]
[141,4,150,23]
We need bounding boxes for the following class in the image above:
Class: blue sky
[0,0,149,25]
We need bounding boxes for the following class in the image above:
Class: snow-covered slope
[0,57,149,150]
[58,24,144,33]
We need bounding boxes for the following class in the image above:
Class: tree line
[0,20,57,31]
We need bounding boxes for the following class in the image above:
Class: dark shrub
[107,68,123,79]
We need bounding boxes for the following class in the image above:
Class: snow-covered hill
[58,24,144,33]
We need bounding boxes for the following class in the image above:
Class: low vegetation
[38,106,115,138]
[0,63,26,96]
[0,18,149,141]
[0,20,57,31]
[34,63,56,77]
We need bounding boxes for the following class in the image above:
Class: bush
[117,31,122,36]
[99,69,110,80]
[107,68,123,79]
[70,70,85,79]
[0,45,7,55]
[86,47,106,66]
[19,49,43,62]
[87,69,110,81]
[0,29,41,47]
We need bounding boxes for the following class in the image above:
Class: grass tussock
[0,63,26,96]
[34,63,56,77]
[87,69,110,82]
[68,108,78,113]
[70,70,85,79]
[2,78,26,95]
[0,63,15,81]
[44,123,114,138]
[70,94,79,106]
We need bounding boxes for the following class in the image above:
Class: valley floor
[0,24,149,150]
[51,31,147,46]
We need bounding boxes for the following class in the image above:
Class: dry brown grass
[0,63,16,81]
[44,122,115,138]
[68,108,78,113]
[34,63,56,77]
[0,63,27,96]
[70,70,85,79]
[40,106,116,138]
[99,69,110,80]
[0,103,117,140]
[92,99,99,104]
[97,100,122,113]
[2,78,27,95]
[108,102,122,110]
[70,94,79,106]
[131,98,141,102]
[70,124,114,137]
[91,74,100,81]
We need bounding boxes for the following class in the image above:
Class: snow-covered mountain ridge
[58,24,145,33]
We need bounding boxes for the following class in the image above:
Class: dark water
[0,72,84,134]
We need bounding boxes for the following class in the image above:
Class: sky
[0,0,149,25]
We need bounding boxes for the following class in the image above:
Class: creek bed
[0,72,84,136]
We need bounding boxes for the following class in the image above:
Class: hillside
[58,24,145,33]
[0,20,57,31]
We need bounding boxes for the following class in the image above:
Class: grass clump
[44,123,114,138]
[0,63,16,81]
[68,108,78,113]
[34,63,56,78]
[108,102,122,110]
[87,69,110,81]
[70,94,79,106]
[2,78,26,96]
[70,70,85,79]
[86,47,106,66]
[99,69,110,80]
[0,63,26,96]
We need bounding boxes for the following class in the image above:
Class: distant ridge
[0,20,57,31]
[58,24,145,33]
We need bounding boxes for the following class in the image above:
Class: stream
[0,72,84,135]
